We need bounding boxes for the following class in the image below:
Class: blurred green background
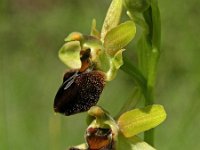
[1,0,200,149]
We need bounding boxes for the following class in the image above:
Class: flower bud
[124,0,150,13]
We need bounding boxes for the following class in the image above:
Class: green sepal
[117,134,156,150]
[101,0,123,40]
[104,21,136,56]
[106,49,124,81]
[117,104,166,137]
[58,41,82,69]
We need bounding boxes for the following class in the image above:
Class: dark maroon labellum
[54,70,105,116]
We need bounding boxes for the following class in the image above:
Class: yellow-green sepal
[101,0,123,40]
[104,21,136,56]
[118,104,167,137]
[58,41,82,69]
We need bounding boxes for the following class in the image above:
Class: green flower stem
[143,0,161,146]
[144,47,160,146]
[145,47,160,105]
[124,0,161,146]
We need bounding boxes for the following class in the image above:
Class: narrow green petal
[58,41,81,69]
[101,0,123,40]
[104,21,136,56]
[90,19,100,38]
[117,105,166,137]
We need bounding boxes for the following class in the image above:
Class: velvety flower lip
[54,44,106,116]
[54,70,106,116]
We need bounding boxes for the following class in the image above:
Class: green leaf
[106,49,124,81]
[117,105,166,137]
[117,134,156,150]
[58,41,81,69]
[104,21,136,56]
[101,0,123,40]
